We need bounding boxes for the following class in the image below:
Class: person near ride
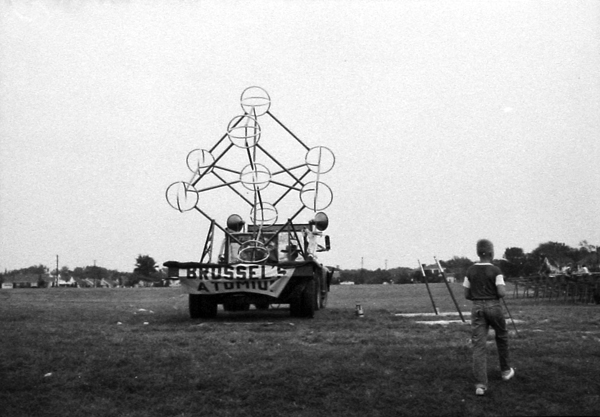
[463,239,515,396]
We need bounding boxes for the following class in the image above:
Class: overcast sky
[1,0,599,273]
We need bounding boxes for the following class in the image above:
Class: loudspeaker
[226,214,245,232]
[312,212,329,231]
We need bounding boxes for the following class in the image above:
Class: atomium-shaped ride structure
[166,87,335,264]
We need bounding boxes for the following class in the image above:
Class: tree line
[0,255,168,288]
[2,241,598,287]
[337,241,599,285]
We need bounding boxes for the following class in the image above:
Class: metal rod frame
[200,221,215,263]
[273,169,311,206]
[196,179,242,193]
[213,165,241,175]
[175,104,333,266]
[262,206,306,248]
[194,206,243,245]
[209,114,244,152]
[192,143,234,187]
[268,179,303,192]
[267,111,310,151]
[256,143,305,186]
[288,219,308,260]
[272,163,306,175]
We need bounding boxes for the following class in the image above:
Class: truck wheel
[289,298,301,317]
[189,294,217,319]
[298,279,316,318]
[189,294,202,318]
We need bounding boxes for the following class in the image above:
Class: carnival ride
[164,87,335,318]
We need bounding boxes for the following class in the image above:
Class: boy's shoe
[475,387,486,396]
[502,368,515,381]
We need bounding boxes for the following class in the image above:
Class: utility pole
[360,257,364,284]
[56,255,59,287]
[385,259,388,270]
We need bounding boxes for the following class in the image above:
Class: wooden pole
[434,256,465,323]
[502,297,519,337]
[418,260,438,315]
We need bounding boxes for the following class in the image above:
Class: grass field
[1,284,599,416]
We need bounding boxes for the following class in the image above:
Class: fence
[510,273,600,304]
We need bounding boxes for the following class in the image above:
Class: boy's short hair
[476,239,494,258]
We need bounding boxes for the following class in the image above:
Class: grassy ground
[0,284,598,416]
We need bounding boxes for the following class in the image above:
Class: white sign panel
[177,264,295,296]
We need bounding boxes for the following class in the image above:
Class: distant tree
[578,241,600,271]
[59,266,71,278]
[389,267,414,284]
[121,272,141,287]
[504,247,525,264]
[71,267,85,279]
[502,247,527,277]
[22,265,49,275]
[531,242,577,270]
[81,265,110,287]
[1,265,50,286]
[338,268,406,285]
[339,269,360,284]
[5,265,49,277]
[150,268,170,287]
[411,268,424,283]
[134,255,158,278]
[441,257,473,282]
[37,275,49,288]
[366,268,392,284]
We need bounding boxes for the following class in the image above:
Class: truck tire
[189,294,217,319]
[289,298,302,317]
[298,279,316,318]
[189,294,202,318]
[313,278,320,311]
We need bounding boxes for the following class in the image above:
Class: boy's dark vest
[466,263,502,300]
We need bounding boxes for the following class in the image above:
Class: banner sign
[177,264,295,296]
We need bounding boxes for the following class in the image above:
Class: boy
[463,239,515,396]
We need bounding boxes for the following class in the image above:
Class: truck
[163,87,335,318]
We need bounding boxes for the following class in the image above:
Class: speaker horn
[226,214,245,232]
[311,212,329,231]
